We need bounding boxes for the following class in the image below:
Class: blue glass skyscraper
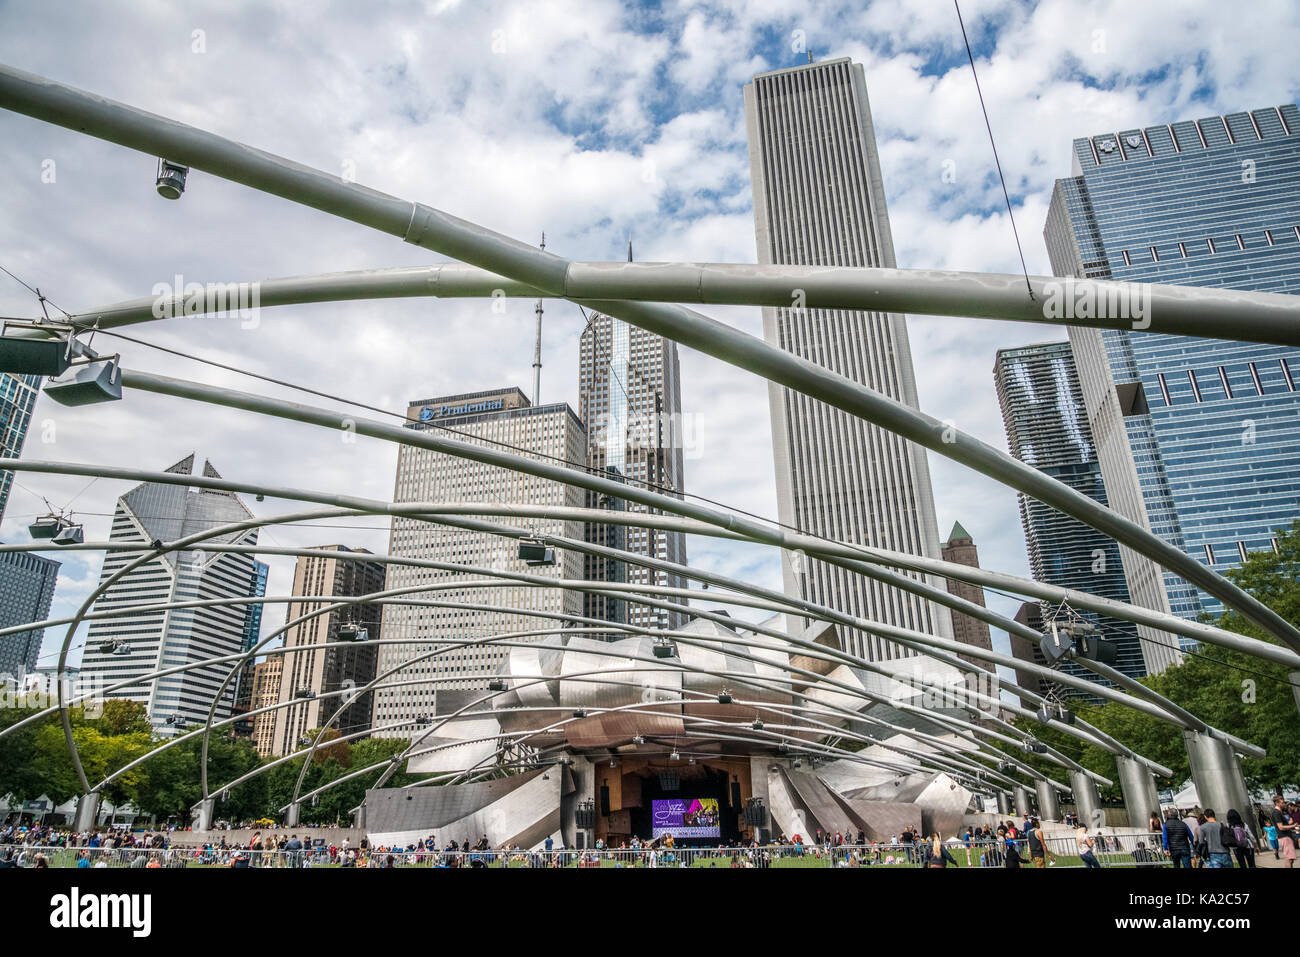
[0,372,42,522]
[1045,105,1300,658]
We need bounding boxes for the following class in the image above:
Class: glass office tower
[994,341,1147,693]
[1044,105,1300,654]
[0,373,42,522]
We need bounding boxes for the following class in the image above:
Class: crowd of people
[1153,795,1298,869]
[4,794,1295,869]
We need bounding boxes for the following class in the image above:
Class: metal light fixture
[652,637,677,658]
[632,735,645,744]
[296,688,316,700]
[717,691,732,704]
[488,678,507,692]
[670,749,680,761]
[52,524,84,545]
[156,158,188,199]
[751,719,764,731]
[0,321,75,376]
[45,356,123,406]
[517,538,555,566]
[572,708,587,719]
[28,515,61,539]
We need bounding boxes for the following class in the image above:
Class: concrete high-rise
[579,312,688,631]
[1044,105,1300,652]
[373,388,585,732]
[938,522,994,673]
[269,546,385,756]
[250,658,282,757]
[79,455,261,733]
[744,58,953,660]
[994,342,1151,690]
[0,549,59,680]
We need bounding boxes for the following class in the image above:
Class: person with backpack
[1224,809,1256,868]
[1197,809,1234,868]
[1161,810,1194,869]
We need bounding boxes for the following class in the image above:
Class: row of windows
[1203,539,1282,565]
[1119,225,1300,266]
[1151,358,1296,405]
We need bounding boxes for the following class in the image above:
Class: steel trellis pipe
[0,462,1197,769]
[2,460,1287,668]
[0,63,1293,652]
[45,261,1300,347]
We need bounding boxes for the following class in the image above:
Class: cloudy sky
[1,0,1298,670]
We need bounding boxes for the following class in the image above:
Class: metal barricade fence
[0,844,362,868]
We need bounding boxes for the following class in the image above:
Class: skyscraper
[249,657,282,757]
[578,311,688,631]
[744,58,953,660]
[372,388,585,732]
[0,549,59,680]
[269,546,385,756]
[0,372,42,522]
[231,559,268,737]
[1044,105,1300,650]
[994,342,1150,690]
[938,522,994,673]
[79,455,261,732]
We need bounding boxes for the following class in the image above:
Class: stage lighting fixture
[52,524,84,545]
[652,638,677,658]
[156,158,188,199]
[296,688,316,699]
[670,750,680,761]
[517,538,555,566]
[45,357,122,406]
[751,719,764,731]
[488,678,507,692]
[414,715,432,726]
[717,692,732,704]
[572,709,587,719]
[0,322,74,376]
[28,515,61,539]
[632,735,645,744]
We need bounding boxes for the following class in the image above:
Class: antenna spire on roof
[532,231,545,405]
